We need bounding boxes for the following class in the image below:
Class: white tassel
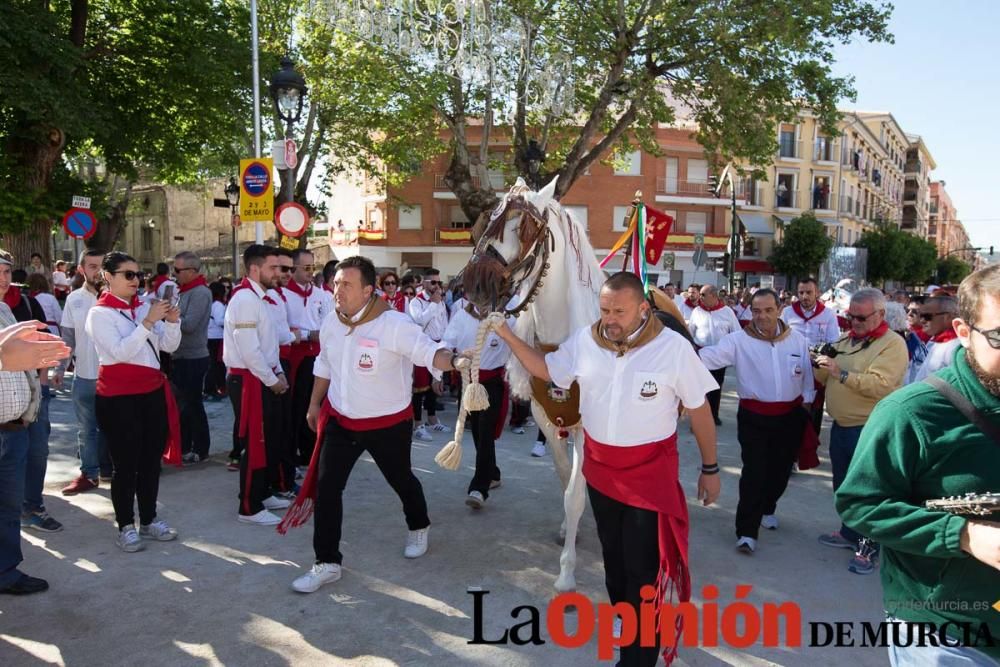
[463,382,490,411]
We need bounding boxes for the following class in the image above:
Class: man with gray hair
[813,287,908,575]
[910,295,961,383]
[169,251,212,464]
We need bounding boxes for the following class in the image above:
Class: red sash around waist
[738,397,820,470]
[278,398,412,534]
[97,364,181,466]
[582,431,689,664]
[285,340,319,389]
[229,368,268,515]
[413,365,432,392]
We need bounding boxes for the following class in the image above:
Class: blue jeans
[0,428,29,587]
[72,377,111,479]
[887,616,1000,666]
[22,386,51,514]
[830,422,870,546]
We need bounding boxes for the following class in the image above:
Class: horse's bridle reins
[466,195,552,320]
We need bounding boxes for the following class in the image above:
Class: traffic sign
[239,158,274,223]
[275,202,310,238]
[692,247,707,269]
[662,252,676,270]
[284,139,298,170]
[62,208,98,240]
[693,233,705,247]
[72,195,91,209]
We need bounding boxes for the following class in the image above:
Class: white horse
[461,177,604,592]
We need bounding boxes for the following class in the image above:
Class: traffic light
[722,252,731,276]
[708,175,722,198]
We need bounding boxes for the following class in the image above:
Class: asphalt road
[0,375,888,666]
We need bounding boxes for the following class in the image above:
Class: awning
[773,214,796,226]
[736,212,773,237]
[735,259,774,274]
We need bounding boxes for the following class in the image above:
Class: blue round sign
[242,161,271,197]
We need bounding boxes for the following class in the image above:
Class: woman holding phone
[86,252,183,552]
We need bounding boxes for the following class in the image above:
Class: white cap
[925,284,941,294]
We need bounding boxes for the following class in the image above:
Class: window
[398,204,422,230]
[613,205,633,231]
[564,205,589,230]
[685,211,708,234]
[663,157,678,194]
[687,159,709,185]
[775,173,797,208]
[779,124,798,158]
[141,227,153,251]
[449,205,471,229]
[815,135,834,161]
[811,175,832,210]
[614,150,641,176]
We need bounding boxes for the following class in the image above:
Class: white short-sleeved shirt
[314,309,446,419]
[781,303,841,347]
[442,298,517,371]
[699,328,816,404]
[688,305,741,349]
[60,287,100,379]
[545,325,718,447]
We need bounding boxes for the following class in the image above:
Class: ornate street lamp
[224,176,240,277]
[268,56,308,209]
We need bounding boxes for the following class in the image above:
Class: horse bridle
[465,196,553,319]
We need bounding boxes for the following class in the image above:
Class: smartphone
[162,284,178,306]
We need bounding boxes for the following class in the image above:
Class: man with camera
[782,278,841,434]
[813,288,908,575]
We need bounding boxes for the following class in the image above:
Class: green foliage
[855,225,939,286]
[937,256,972,285]
[898,233,938,285]
[768,213,834,279]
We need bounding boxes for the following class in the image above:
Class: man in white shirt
[224,245,290,526]
[283,249,332,467]
[659,282,686,312]
[408,268,450,440]
[688,284,741,425]
[781,277,841,434]
[264,248,297,488]
[699,288,815,554]
[496,271,720,666]
[284,256,461,594]
[55,250,114,494]
[911,295,961,383]
[442,301,515,509]
[679,283,701,323]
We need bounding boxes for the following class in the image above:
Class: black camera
[809,343,839,367]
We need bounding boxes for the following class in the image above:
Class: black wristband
[701,463,720,475]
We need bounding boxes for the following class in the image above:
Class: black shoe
[0,573,49,595]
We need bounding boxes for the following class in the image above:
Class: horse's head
[462,177,556,314]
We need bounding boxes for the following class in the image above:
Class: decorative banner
[239,158,274,223]
[644,205,674,265]
[599,206,638,269]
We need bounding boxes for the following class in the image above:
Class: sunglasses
[971,324,1000,349]
[111,270,143,281]
[382,280,397,286]
[173,267,196,275]
[920,311,948,322]
[403,290,416,297]
[296,264,315,271]
[426,280,442,286]
[278,266,294,273]
[846,311,877,323]
[907,309,920,316]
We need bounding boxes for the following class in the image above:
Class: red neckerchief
[151,275,169,293]
[698,301,725,313]
[178,275,208,293]
[791,300,825,322]
[285,280,313,306]
[274,286,287,302]
[230,277,262,299]
[382,291,406,313]
[323,284,334,295]
[418,292,430,302]
[2,287,22,311]
[910,323,931,343]
[849,320,890,341]
[931,329,958,344]
[684,298,698,309]
[96,291,141,316]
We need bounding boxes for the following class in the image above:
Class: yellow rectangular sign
[239,158,275,223]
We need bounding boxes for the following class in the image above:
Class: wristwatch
[839,369,849,384]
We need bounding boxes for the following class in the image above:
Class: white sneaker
[238,510,282,526]
[117,526,145,552]
[404,527,429,558]
[413,425,433,441]
[489,479,502,490]
[292,563,342,593]
[139,519,178,541]
[736,536,757,554]
[525,418,536,427]
[761,514,779,530]
[511,426,526,434]
[262,495,291,511]
[530,442,546,457]
[465,491,485,510]
[429,422,450,432]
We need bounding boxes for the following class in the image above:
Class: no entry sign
[275,202,310,238]
[62,207,98,240]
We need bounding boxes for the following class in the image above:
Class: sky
[831,0,999,249]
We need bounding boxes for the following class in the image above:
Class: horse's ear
[471,211,489,244]
[537,176,558,202]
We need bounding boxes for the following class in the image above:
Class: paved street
[0,376,887,667]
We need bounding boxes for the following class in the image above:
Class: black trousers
[313,417,430,565]
[227,373,285,515]
[170,356,210,458]
[96,388,167,530]
[290,355,317,466]
[707,367,726,421]
[588,484,661,667]
[468,376,504,498]
[809,389,825,435]
[411,389,437,421]
[735,406,806,539]
[204,339,226,396]
[273,358,297,492]
[509,398,530,427]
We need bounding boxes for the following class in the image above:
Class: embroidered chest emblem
[548,383,570,402]
[358,353,374,370]
[639,380,659,400]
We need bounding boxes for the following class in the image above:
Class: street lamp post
[224,177,241,277]
[522,139,546,190]
[268,57,308,212]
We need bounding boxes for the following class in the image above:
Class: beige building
[902,134,936,238]
[929,181,973,262]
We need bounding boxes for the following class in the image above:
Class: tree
[898,233,938,286]
[937,256,972,285]
[855,224,906,287]
[299,0,892,222]
[0,0,252,262]
[768,213,834,282]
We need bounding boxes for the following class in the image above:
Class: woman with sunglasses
[379,271,405,313]
[86,252,182,552]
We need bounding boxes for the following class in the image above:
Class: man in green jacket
[836,265,1000,666]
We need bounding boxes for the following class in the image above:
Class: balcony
[813,139,837,162]
[778,139,802,159]
[775,191,799,209]
[809,190,834,211]
[840,195,854,217]
[329,229,387,246]
[436,228,473,244]
[433,173,506,191]
[904,159,922,175]
[655,178,714,197]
